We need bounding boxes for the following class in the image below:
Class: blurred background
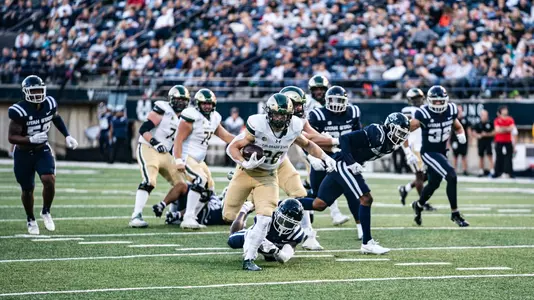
[0,0,533,176]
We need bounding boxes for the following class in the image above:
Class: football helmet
[22,75,46,103]
[273,198,303,236]
[325,86,348,113]
[168,85,190,113]
[194,88,216,116]
[427,85,449,113]
[280,86,306,118]
[384,112,410,146]
[264,93,294,131]
[308,75,330,105]
[406,88,425,107]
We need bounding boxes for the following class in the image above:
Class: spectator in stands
[473,109,495,177]
[493,106,516,178]
[109,106,130,164]
[14,32,30,49]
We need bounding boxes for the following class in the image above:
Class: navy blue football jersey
[308,105,361,140]
[338,124,396,165]
[8,96,58,141]
[414,103,458,154]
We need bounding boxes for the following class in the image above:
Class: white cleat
[331,213,350,226]
[180,217,206,229]
[40,212,55,231]
[27,220,39,235]
[129,214,148,228]
[361,239,390,255]
[302,229,324,251]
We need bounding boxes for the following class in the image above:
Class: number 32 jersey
[246,114,303,171]
[180,107,222,162]
[139,101,180,151]
[414,103,458,154]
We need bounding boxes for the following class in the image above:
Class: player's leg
[13,148,39,234]
[477,144,485,176]
[35,144,57,231]
[486,145,494,175]
[131,144,159,227]
[222,168,254,222]
[154,153,188,218]
[181,157,211,229]
[413,154,443,226]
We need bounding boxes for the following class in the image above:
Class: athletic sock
[404,182,412,192]
[329,200,342,217]
[184,191,201,220]
[133,189,149,218]
[158,201,166,209]
[297,197,314,210]
[446,181,458,210]
[301,211,312,230]
[41,206,50,215]
[243,215,271,260]
[359,205,372,244]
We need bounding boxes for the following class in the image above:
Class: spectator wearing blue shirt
[109,106,130,163]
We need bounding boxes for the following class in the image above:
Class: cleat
[412,201,423,226]
[423,203,437,211]
[302,229,323,251]
[360,239,390,255]
[302,179,311,190]
[398,185,408,206]
[27,220,39,235]
[451,212,470,227]
[152,204,164,218]
[243,259,262,271]
[165,211,182,225]
[129,213,148,228]
[180,217,206,229]
[332,213,350,226]
[40,212,55,231]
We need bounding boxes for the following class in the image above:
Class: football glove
[307,154,325,171]
[150,138,167,153]
[65,136,78,149]
[403,146,418,166]
[274,244,294,264]
[29,132,48,144]
[174,158,185,171]
[241,152,266,170]
[457,133,466,144]
[321,153,337,172]
[346,162,364,175]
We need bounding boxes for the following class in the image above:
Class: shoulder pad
[212,111,222,125]
[414,106,431,120]
[448,102,458,118]
[290,116,304,134]
[153,101,170,115]
[246,114,266,136]
[8,103,28,120]
[349,104,361,119]
[44,96,57,111]
[308,107,326,122]
[181,107,198,122]
[364,124,386,147]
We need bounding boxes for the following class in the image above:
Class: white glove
[457,133,466,144]
[240,201,255,214]
[403,147,418,166]
[321,153,337,173]
[331,137,339,146]
[346,162,364,175]
[65,136,78,149]
[175,158,185,171]
[307,154,325,171]
[241,152,266,170]
[274,244,294,264]
[29,132,48,144]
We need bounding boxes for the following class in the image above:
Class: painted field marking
[0,205,132,209]
[78,241,133,245]
[336,258,390,262]
[32,238,84,242]
[456,267,512,271]
[128,244,181,248]
[293,255,334,258]
[395,262,451,266]
[1,274,533,297]
[497,209,532,213]
[175,247,229,251]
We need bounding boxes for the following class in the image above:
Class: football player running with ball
[8,75,78,234]
[224,93,336,271]
[130,85,190,228]
[403,85,469,227]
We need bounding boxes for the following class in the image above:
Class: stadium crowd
[1,0,534,98]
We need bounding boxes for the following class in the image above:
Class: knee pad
[138,182,154,193]
[190,183,212,202]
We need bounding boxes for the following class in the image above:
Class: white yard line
[314,213,534,218]
[456,267,512,271]
[78,241,133,245]
[336,258,391,262]
[497,209,532,213]
[0,205,132,209]
[292,255,334,258]
[175,247,229,251]
[128,244,181,248]
[31,238,84,242]
[395,262,451,266]
[1,274,533,297]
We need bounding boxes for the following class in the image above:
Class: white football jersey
[180,107,222,162]
[138,101,179,150]
[402,105,422,151]
[246,114,304,170]
[304,95,322,117]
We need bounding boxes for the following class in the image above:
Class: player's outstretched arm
[8,120,31,145]
[453,119,465,135]
[302,121,338,147]
[173,118,193,161]
[295,134,336,172]
[229,208,248,234]
[214,124,235,144]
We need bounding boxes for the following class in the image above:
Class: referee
[493,106,515,178]
[473,110,494,176]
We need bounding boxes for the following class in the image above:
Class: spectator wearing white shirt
[88,38,107,56]
[14,32,30,48]
[382,59,406,80]
[154,7,174,39]
[57,0,72,18]
[135,48,151,71]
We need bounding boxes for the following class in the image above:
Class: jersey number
[165,127,177,141]
[27,122,51,136]
[201,131,213,145]
[428,127,451,143]
[263,150,283,164]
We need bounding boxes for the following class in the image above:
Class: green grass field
[1,163,534,299]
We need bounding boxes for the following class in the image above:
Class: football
[242,144,264,161]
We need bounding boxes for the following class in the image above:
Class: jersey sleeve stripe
[309,109,320,121]
[181,115,195,123]
[351,105,356,118]
[46,96,57,108]
[245,122,255,135]
[9,106,24,117]
[12,104,27,116]
[45,97,52,109]
[419,107,430,119]
[355,105,360,118]
[316,109,326,121]
[292,228,304,242]
[376,125,385,143]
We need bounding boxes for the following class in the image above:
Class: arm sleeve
[340,130,369,165]
[52,115,70,137]
[139,120,156,135]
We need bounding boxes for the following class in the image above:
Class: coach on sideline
[493,106,516,178]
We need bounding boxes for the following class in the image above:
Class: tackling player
[299,113,411,254]
[130,85,190,228]
[228,199,305,268]
[8,75,78,234]
[403,86,469,227]
[171,88,235,229]
[224,93,336,271]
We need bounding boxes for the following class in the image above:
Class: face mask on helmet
[387,124,410,146]
[326,95,348,113]
[23,86,46,103]
[292,102,304,118]
[427,86,449,113]
[199,102,214,114]
[269,110,291,130]
[311,87,327,104]
[273,209,300,236]
[169,96,189,112]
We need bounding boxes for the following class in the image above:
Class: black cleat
[243,259,262,271]
[412,201,423,226]
[451,212,470,227]
[165,211,181,225]
[423,203,437,211]
[152,204,164,218]
[398,186,407,206]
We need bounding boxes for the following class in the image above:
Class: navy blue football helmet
[273,198,303,235]
[21,75,46,103]
[427,85,449,113]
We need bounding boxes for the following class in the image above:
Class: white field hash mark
[78,241,133,245]
[31,238,84,242]
[395,262,452,266]
[1,274,533,297]
[336,258,391,262]
[128,244,181,248]
[456,267,512,271]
